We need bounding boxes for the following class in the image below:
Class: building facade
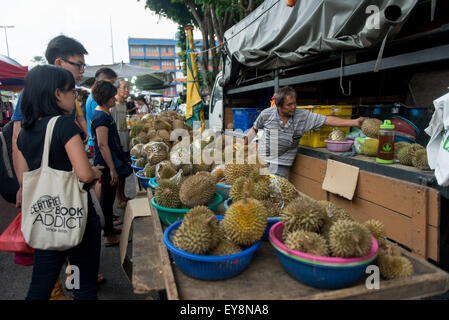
[128,37,210,97]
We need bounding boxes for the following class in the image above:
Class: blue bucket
[163,216,261,280]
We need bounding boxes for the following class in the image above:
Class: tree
[140,0,262,92]
[30,55,47,67]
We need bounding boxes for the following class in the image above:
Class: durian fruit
[361,118,383,138]
[328,128,347,142]
[154,119,172,131]
[382,242,402,256]
[130,122,144,139]
[270,177,299,207]
[328,219,372,258]
[186,206,222,249]
[394,141,410,157]
[159,166,177,180]
[138,131,150,144]
[130,137,142,149]
[172,119,185,130]
[229,172,271,202]
[364,219,387,248]
[397,143,424,166]
[211,166,225,183]
[179,174,216,207]
[222,195,268,246]
[154,179,181,208]
[284,230,329,256]
[377,251,414,280]
[192,162,212,174]
[179,163,192,176]
[173,214,218,254]
[224,164,253,185]
[143,163,156,178]
[362,138,379,157]
[144,142,169,165]
[130,143,144,158]
[281,197,326,233]
[412,149,430,170]
[157,129,171,143]
[262,199,283,218]
[318,200,352,239]
[135,157,147,168]
[209,238,242,256]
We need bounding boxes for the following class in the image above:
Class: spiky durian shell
[172,119,185,130]
[329,219,372,258]
[271,177,298,206]
[411,149,429,170]
[262,199,283,218]
[159,166,177,180]
[377,251,413,279]
[394,142,411,157]
[361,118,383,138]
[209,238,242,256]
[281,197,325,233]
[398,143,424,166]
[143,142,169,165]
[192,163,212,174]
[130,143,144,158]
[173,215,215,254]
[186,206,221,249]
[154,119,172,131]
[285,230,329,256]
[229,177,246,202]
[135,157,147,168]
[362,139,379,157]
[143,163,156,178]
[222,197,268,246]
[155,179,181,209]
[229,173,271,202]
[224,164,253,185]
[364,219,387,248]
[179,175,216,207]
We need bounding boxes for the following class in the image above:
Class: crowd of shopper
[8,34,139,300]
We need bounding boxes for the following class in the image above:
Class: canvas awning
[0,54,28,91]
[80,61,173,90]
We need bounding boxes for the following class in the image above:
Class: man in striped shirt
[244,86,364,178]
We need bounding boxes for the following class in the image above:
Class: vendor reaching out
[244,86,365,178]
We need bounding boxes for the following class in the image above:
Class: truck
[206,0,449,268]
[207,0,449,140]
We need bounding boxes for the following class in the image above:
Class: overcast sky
[0,0,201,67]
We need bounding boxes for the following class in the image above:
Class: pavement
[0,174,151,300]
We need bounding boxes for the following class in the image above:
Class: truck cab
[208,71,224,132]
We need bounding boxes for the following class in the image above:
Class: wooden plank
[171,241,449,300]
[411,188,428,258]
[293,155,440,228]
[289,172,327,200]
[147,189,180,300]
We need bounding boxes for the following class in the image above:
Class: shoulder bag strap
[41,116,61,169]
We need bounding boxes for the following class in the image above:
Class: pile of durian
[171,191,269,256]
[395,142,429,170]
[280,197,414,280]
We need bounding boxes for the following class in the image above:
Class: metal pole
[0,26,14,57]
[110,17,115,64]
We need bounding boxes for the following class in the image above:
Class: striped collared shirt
[253,107,326,166]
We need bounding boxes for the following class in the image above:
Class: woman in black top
[16,65,103,300]
[90,81,124,246]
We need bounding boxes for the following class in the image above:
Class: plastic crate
[297,105,353,148]
[232,108,265,132]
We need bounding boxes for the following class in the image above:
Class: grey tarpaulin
[223,0,418,84]
[80,62,174,90]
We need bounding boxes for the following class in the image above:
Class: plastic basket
[131,163,144,174]
[136,170,153,189]
[297,105,353,148]
[216,183,232,200]
[163,216,262,280]
[269,222,378,289]
[232,108,265,132]
[151,193,223,226]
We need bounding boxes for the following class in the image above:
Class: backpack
[0,121,20,203]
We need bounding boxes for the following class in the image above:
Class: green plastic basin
[150,192,224,226]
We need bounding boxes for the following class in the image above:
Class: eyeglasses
[61,58,87,71]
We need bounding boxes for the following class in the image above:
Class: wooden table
[122,185,449,300]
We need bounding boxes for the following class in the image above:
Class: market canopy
[0,54,28,91]
[80,61,174,90]
[223,0,418,84]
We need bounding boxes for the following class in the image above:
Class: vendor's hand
[110,169,119,186]
[15,187,22,209]
[354,117,366,128]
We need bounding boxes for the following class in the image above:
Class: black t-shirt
[17,116,82,171]
[126,101,136,115]
[91,110,122,167]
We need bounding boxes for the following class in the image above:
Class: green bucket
[150,193,224,226]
